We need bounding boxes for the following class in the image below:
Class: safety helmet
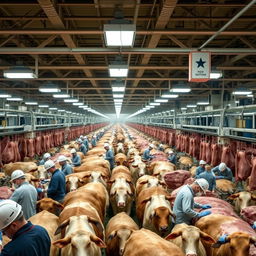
[159,144,163,147]
[104,143,109,148]
[219,162,227,171]
[93,135,96,138]
[44,160,55,171]
[70,148,76,154]
[43,153,51,160]
[199,160,207,165]
[58,155,67,162]
[77,139,83,144]
[0,200,22,229]
[168,150,174,154]
[79,135,84,139]
[149,144,154,149]
[195,178,209,193]
[11,170,25,181]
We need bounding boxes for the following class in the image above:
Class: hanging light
[113,93,124,98]
[170,83,191,93]
[39,82,60,93]
[155,99,168,103]
[232,88,252,95]
[53,92,70,98]
[210,70,222,79]
[109,55,128,77]
[112,80,125,92]
[64,98,79,103]
[3,65,36,79]
[0,90,11,98]
[73,102,84,106]
[6,96,23,101]
[25,100,38,105]
[149,102,160,106]
[186,104,197,108]
[38,104,49,108]
[161,93,179,98]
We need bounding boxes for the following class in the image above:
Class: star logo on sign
[196,58,206,68]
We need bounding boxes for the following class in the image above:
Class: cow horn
[54,219,70,235]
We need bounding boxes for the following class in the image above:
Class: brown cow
[148,161,175,180]
[115,153,127,166]
[3,162,38,176]
[36,198,64,215]
[106,212,139,256]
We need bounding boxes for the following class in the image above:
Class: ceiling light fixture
[113,93,124,98]
[210,70,223,79]
[25,101,38,105]
[170,83,191,93]
[232,88,252,95]
[186,104,197,108]
[6,96,23,101]
[155,99,168,103]
[64,98,79,103]
[150,102,161,106]
[53,92,70,98]
[161,93,179,98]
[3,65,37,79]
[0,91,11,98]
[38,104,49,108]
[73,102,84,106]
[39,82,60,93]
[109,55,128,77]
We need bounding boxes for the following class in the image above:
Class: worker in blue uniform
[142,144,155,161]
[173,178,212,224]
[168,150,177,165]
[0,200,50,256]
[195,160,207,178]
[212,162,233,181]
[38,152,51,166]
[44,160,66,203]
[198,165,216,192]
[83,136,89,150]
[104,143,115,170]
[77,139,87,155]
[158,144,164,152]
[58,155,73,176]
[71,148,81,167]
[91,135,97,147]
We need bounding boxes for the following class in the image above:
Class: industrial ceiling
[0,0,256,116]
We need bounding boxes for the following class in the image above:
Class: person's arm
[142,150,148,160]
[195,167,200,178]
[47,176,59,197]
[226,168,233,181]
[182,194,199,218]
[72,155,81,166]
[212,176,216,191]
[105,150,114,160]
[67,165,73,175]
[9,189,20,203]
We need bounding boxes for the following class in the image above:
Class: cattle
[148,161,175,180]
[190,166,197,177]
[123,228,185,256]
[86,147,106,156]
[179,156,193,169]
[136,175,165,196]
[29,210,60,256]
[3,162,38,176]
[36,198,64,215]
[37,165,48,180]
[53,215,106,256]
[116,142,125,154]
[166,223,215,256]
[196,214,256,256]
[129,156,147,183]
[115,153,127,166]
[216,179,235,196]
[24,173,39,187]
[228,191,256,213]
[106,212,139,256]
[74,159,110,173]
[136,186,173,236]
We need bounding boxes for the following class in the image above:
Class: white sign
[189,51,211,82]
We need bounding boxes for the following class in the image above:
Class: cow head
[36,165,48,180]
[228,191,256,212]
[166,224,215,256]
[132,161,147,177]
[108,229,134,255]
[66,175,87,192]
[90,171,107,187]
[36,198,63,215]
[212,232,256,256]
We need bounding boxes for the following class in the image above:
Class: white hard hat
[104,143,109,147]
[195,178,209,193]
[77,139,83,143]
[58,155,67,162]
[43,153,51,159]
[0,200,22,229]
[70,148,76,154]
[168,150,174,154]
[79,135,84,139]
[84,136,87,139]
[219,162,227,171]
[159,144,163,147]
[44,160,55,171]
[149,144,154,148]
[93,135,96,138]
[199,160,207,165]
[11,170,25,181]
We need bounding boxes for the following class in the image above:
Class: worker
[173,178,212,224]
[195,160,207,178]
[212,162,233,181]
[58,155,73,176]
[91,135,97,147]
[44,160,66,203]
[9,170,37,219]
[104,143,115,170]
[198,165,216,192]
[167,150,177,165]
[0,200,50,256]
[71,148,81,167]
[142,144,155,161]
[38,152,51,166]
[83,136,89,150]
[158,144,164,152]
[77,139,87,155]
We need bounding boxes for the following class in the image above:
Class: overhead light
[187,104,197,108]
[25,101,38,105]
[150,102,160,106]
[113,93,124,98]
[247,94,254,98]
[197,100,209,105]
[58,109,65,112]
[114,99,123,103]
[39,83,60,93]
[73,102,84,106]
[49,107,58,110]
[64,98,79,103]
[210,70,222,79]
[5,104,9,107]
[181,107,187,110]
[109,65,128,77]
[170,83,191,93]
[235,100,240,104]
[6,96,23,101]
[155,99,168,103]
[3,65,37,79]
[232,88,252,95]
[161,93,179,98]
[38,104,49,108]
[0,91,11,98]
[53,92,70,98]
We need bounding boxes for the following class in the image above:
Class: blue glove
[198,210,211,218]
[218,234,228,244]
[36,188,44,193]
[215,176,225,179]
[202,204,212,209]
[252,222,256,229]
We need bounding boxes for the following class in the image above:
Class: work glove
[36,187,44,193]
[201,204,212,209]
[198,210,211,218]
[252,222,256,229]
[217,234,228,244]
[216,176,225,179]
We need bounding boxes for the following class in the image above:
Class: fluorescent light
[247,94,254,98]
[150,102,160,106]
[170,84,191,93]
[49,107,58,110]
[114,99,123,103]
[210,70,222,79]
[181,107,187,110]
[104,24,136,47]
[155,99,168,103]
[112,86,125,92]
[235,100,239,104]
[38,104,49,108]
[64,98,79,103]
[6,97,23,101]
[25,101,38,105]
[0,91,11,98]
[187,104,197,108]
[197,101,209,105]
[109,65,128,77]
[53,93,70,98]
[3,66,36,79]
[161,93,179,98]
[73,102,84,106]
[39,83,60,93]
[113,94,124,98]
[232,88,252,95]
[58,109,65,112]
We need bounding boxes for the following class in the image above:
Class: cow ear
[88,217,104,234]
[107,231,117,241]
[55,201,64,209]
[150,210,155,220]
[139,180,148,185]
[54,219,70,235]
[228,193,240,200]
[141,197,151,205]
[211,242,223,248]
[250,236,256,245]
[251,195,256,201]
[31,178,39,182]
[90,235,107,248]
[165,230,182,240]
[78,178,86,184]
[53,236,71,248]
[199,231,216,244]
[165,195,174,202]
